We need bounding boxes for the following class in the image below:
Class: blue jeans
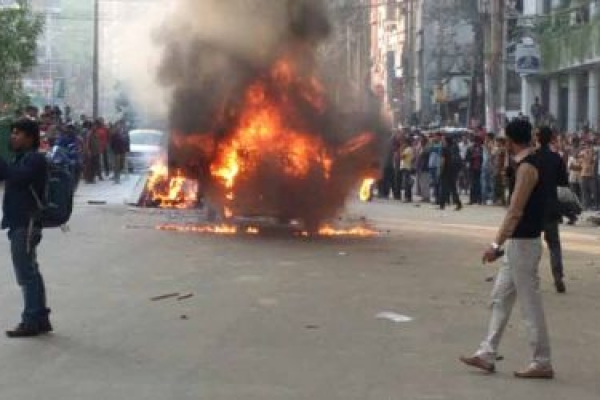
[481,169,494,203]
[8,227,50,325]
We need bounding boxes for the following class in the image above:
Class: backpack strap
[30,185,44,210]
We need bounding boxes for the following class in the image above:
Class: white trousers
[477,238,552,367]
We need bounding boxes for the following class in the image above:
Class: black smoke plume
[155,0,381,229]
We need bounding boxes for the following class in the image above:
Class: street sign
[515,42,541,75]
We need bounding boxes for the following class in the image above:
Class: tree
[0,0,43,111]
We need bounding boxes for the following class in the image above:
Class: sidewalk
[75,173,146,206]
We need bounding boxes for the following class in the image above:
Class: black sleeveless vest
[510,153,545,239]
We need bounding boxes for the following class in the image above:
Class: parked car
[128,129,166,172]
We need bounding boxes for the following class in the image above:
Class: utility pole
[499,2,508,134]
[404,0,415,126]
[92,0,99,120]
[485,0,505,134]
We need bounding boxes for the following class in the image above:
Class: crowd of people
[377,123,597,224]
[18,105,132,186]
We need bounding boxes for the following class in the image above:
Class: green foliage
[0,0,43,112]
[539,17,600,73]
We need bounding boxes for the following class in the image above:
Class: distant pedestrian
[94,119,110,178]
[428,132,443,204]
[493,137,508,206]
[567,151,582,201]
[378,134,398,199]
[85,124,102,183]
[416,136,431,203]
[398,137,414,202]
[0,119,53,338]
[466,136,483,204]
[580,143,596,209]
[439,136,462,211]
[110,122,128,184]
[537,127,569,293]
[481,134,495,205]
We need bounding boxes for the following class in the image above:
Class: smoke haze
[123,0,382,228]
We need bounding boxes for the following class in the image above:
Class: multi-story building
[369,0,405,127]
[523,0,600,131]
[24,0,94,114]
[402,0,477,128]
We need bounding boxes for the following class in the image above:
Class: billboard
[515,42,541,75]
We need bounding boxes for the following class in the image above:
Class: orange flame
[359,178,375,202]
[145,53,376,223]
[144,159,198,209]
[209,75,334,215]
[155,223,377,238]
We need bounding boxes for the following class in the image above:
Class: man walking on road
[537,127,569,293]
[0,119,52,338]
[460,119,554,379]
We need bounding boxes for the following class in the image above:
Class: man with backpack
[0,119,52,338]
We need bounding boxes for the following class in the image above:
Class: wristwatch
[491,242,504,257]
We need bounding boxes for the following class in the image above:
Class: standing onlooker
[85,124,102,183]
[537,127,569,293]
[466,136,483,205]
[530,97,544,127]
[439,136,463,211]
[110,122,128,184]
[580,142,596,210]
[481,134,495,205]
[398,137,414,203]
[458,135,471,195]
[0,119,53,337]
[378,135,398,199]
[94,119,110,179]
[416,136,431,203]
[568,150,582,202]
[428,132,443,204]
[493,137,508,206]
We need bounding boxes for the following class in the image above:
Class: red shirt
[95,127,109,152]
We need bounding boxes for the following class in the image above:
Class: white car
[128,129,166,173]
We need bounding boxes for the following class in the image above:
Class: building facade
[27,0,93,114]
[523,0,600,132]
[369,0,405,127]
[402,0,477,128]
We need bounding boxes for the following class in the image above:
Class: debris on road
[177,293,194,301]
[150,293,180,301]
[376,311,413,323]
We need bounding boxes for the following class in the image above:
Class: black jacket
[0,151,47,230]
[536,146,569,222]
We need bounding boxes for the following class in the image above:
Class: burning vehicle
[139,0,382,233]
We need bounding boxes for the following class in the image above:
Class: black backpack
[30,153,75,228]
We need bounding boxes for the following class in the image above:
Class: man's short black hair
[538,126,553,146]
[11,118,41,149]
[505,119,532,145]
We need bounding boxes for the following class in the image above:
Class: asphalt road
[0,190,599,399]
